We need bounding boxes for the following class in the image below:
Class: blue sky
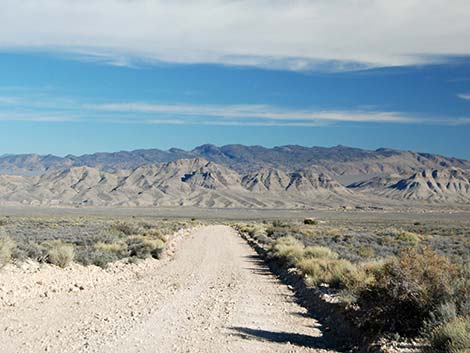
[0,1,470,158]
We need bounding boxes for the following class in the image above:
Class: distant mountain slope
[1,145,470,208]
[241,167,350,196]
[241,169,290,192]
[0,159,354,208]
[350,168,470,203]
[1,145,469,180]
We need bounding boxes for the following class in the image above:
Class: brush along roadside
[0,218,200,269]
[234,221,470,353]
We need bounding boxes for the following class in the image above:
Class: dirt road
[0,226,342,353]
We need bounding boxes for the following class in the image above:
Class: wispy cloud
[0,1,470,71]
[0,96,22,104]
[94,102,419,123]
[145,120,329,127]
[1,94,469,126]
[458,93,470,100]
[0,112,78,122]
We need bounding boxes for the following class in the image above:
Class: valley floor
[0,226,341,353]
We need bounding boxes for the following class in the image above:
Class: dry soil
[0,225,341,353]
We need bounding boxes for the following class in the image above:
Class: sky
[0,0,470,158]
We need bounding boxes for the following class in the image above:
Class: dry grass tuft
[304,246,338,260]
[0,236,15,268]
[269,236,305,266]
[356,247,458,336]
[127,236,165,259]
[44,240,75,268]
[430,316,470,353]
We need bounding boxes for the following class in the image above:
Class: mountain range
[0,145,469,209]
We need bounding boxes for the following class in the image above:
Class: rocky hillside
[1,145,469,180]
[0,159,354,208]
[1,145,469,208]
[351,168,470,203]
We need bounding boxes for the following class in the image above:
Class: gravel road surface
[0,225,342,353]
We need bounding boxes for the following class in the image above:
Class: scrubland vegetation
[235,217,470,352]
[0,216,192,268]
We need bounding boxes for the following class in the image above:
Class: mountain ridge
[0,159,354,208]
[1,145,469,208]
[1,144,469,178]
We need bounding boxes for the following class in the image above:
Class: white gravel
[0,225,340,353]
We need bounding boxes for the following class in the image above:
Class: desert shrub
[298,257,357,288]
[304,245,338,260]
[110,221,137,236]
[0,217,184,267]
[266,224,292,238]
[320,227,343,239]
[357,245,375,258]
[94,241,127,255]
[355,247,457,336]
[336,260,386,294]
[44,240,75,268]
[296,226,319,238]
[429,316,470,353]
[72,241,129,268]
[237,223,252,233]
[382,227,422,244]
[454,264,470,316]
[127,236,165,259]
[272,220,288,228]
[0,236,15,268]
[242,223,270,244]
[296,258,323,283]
[423,302,459,338]
[269,236,305,266]
[341,266,376,293]
[142,229,168,242]
[255,234,271,244]
[396,230,422,244]
[21,242,48,262]
[75,248,120,268]
[304,218,318,225]
[270,237,355,288]
[323,259,357,288]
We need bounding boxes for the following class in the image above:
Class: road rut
[0,225,342,353]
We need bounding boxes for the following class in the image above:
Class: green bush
[44,240,75,268]
[430,316,470,353]
[423,302,459,338]
[303,218,318,225]
[270,237,356,288]
[127,236,165,259]
[110,221,137,236]
[73,241,127,268]
[304,245,338,260]
[22,242,48,262]
[454,264,470,318]
[357,245,375,258]
[297,257,356,288]
[94,241,127,255]
[355,247,457,336]
[75,248,119,268]
[272,220,287,228]
[142,229,169,242]
[0,236,15,268]
[396,230,422,244]
[269,236,305,266]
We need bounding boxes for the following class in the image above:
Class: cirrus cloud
[2,93,470,126]
[0,0,470,71]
